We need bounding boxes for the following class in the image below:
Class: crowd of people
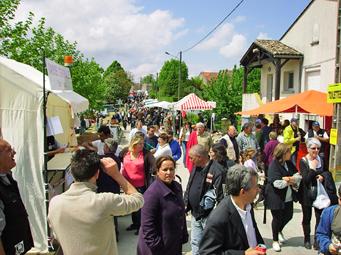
[1,97,340,255]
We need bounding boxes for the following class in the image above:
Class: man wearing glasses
[0,139,33,255]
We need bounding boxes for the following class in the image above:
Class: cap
[312,121,320,127]
[290,117,298,123]
[255,119,262,124]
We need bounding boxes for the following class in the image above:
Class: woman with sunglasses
[299,137,327,250]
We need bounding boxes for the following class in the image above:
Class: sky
[14,0,311,81]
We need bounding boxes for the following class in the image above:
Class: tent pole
[42,53,52,249]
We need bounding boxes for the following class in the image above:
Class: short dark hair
[226,165,258,196]
[166,130,174,136]
[156,155,176,171]
[71,150,100,182]
[147,125,155,131]
[261,118,269,125]
[98,125,111,136]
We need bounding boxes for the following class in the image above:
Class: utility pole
[329,0,341,177]
[178,51,182,101]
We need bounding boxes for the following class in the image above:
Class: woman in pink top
[121,133,155,235]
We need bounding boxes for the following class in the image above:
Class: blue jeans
[291,151,298,167]
[191,216,207,255]
[182,141,187,167]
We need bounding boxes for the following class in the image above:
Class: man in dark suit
[199,165,265,255]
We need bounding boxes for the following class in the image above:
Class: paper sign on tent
[47,116,64,136]
[45,58,73,90]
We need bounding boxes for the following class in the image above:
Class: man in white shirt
[199,165,265,255]
[48,150,144,255]
[129,120,147,142]
[83,125,111,156]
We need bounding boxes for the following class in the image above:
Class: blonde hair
[129,135,144,152]
[273,143,290,164]
[269,131,278,140]
[241,147,256,163]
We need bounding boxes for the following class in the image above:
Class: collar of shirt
[231,195,251,219]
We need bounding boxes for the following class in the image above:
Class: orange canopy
[236,90,333,116]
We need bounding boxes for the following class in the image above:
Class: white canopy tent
[144,101,174,109]
[173,93,216,111]
[0,56,89,252]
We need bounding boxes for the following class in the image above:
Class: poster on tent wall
[46,58,73,90]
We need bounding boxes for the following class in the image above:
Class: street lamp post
[165,51,182,100]
[165,51,183,136]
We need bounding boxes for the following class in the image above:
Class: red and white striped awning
[173,93,216,111]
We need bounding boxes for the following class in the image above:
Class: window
[284,71,294,91]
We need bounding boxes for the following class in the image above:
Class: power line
[182,0,246,53]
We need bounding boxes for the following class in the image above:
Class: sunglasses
[310,147,320,151]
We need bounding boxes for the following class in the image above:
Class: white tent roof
[0,56,89,114]
[145,101,174,109]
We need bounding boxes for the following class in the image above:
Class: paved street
[117,128,319,255]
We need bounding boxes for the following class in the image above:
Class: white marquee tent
[0,56,89,252]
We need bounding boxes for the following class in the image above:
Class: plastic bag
[313,181,331,209]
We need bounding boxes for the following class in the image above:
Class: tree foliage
[104,69,133,103]
[158,59,188,101]
[103,60,124,79]
[202,66,260,123]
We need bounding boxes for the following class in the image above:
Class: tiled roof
[254,39,303,57]
[199,71,218,82]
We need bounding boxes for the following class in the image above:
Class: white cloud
[233,15,246,23]
[257,32,270,39]
[219,34,247,59]
[15,0,186,79]
[195,23,234,51]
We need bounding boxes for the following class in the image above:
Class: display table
[47,152,73,196]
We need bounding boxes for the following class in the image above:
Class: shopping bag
[313,181,331,209]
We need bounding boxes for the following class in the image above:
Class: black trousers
[271,201,293,241]
[301,205,323,239]
[131,186,146,227]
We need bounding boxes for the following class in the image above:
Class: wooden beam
[243,66,248,93]
[274,59,281,100]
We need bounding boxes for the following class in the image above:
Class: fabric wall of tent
[0,56,89,252]
[236,90,333,117]
[173,93,216,111]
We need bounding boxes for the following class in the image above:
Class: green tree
[182,76,204,98]
[202,66,260,123]
[104,69,133,103]
[141,74,157,98]
[158,59,188,101]
[71,59,105,110]
[103,60,124,79]
[0,5,107,110]
[0,0,20,36]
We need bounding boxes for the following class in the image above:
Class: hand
[317,175,324,182]
[282,176,290,182]
[328,243,338,255]
[100,157,119,177]
[296,135,301,142]
[245,247,266,255]
[56,147,66,153]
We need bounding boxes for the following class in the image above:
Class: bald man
[220,126,239,162]
[0,139,33,255]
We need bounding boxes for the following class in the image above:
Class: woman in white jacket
[153,133,172,160]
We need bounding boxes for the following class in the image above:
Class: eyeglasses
[310,147,320,151]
